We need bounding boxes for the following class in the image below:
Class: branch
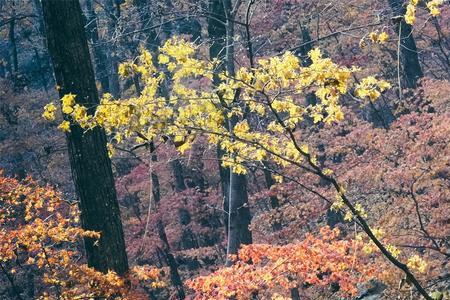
[259,90,432,300]
[285,21,382,55]
[0,14,37,27]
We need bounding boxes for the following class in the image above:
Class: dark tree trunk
[148,145,185,299]
[209,0,253,254]
[208,0,252,263]
[263,168,280,210]
[108,54,121,98]
[169,158,201,250]
[290,287,301,300]
[149,142,161,205]
[0,59,5,78]
[295,25,313,66]
[208,0,227,83]
[31,46,48,92]
[9,1,18,75]
[31,0,52,91]
[171,159,188,192]
[263,163,282,231]
[388,0,423,89]
[218,147,231,233]
[157,221,185,299]
[85,0,110,94]
[32,0,45,36]
[209,0,232,234]
[105,0,121,98]
[226,159,252,265]
[41,0,129,275]
[295,25,316,105]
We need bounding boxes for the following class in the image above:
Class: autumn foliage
[0,172,164,299]
[2,0,450,299]
[187,227,380,299]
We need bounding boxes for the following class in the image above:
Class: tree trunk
[105,0,121,98]
[169,158,201,250]
[85,0,110,94]
[171,159,187,192]
[209,0,252,264]
[0,60,5,78]
[290,287,301,300]
[222,0,253,266]
[226,161,252,265]
[388,0,423,89]
[41,0,129,275]
[31,0,52,91]
[208,0,229,231]
[31,46,48,92]
[108,54,121,98]
[157,221,186,299]
[32,0,45,36]
[9,1,18,75]
[263,163,282,231]
[209,0,231,236]
[148,144,185,299]
[295,25,316,105]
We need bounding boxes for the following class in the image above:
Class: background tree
[208,0,252,265]
[388,0,423,90]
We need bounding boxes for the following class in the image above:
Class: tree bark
[41,0,129,275]
[388,0,423,89]
[157,221,186,299]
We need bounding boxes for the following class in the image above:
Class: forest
[0,0,449,299]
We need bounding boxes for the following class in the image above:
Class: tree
[149,143,186,299]
[388,0,423,89]
[208,0,252,265]
[104,0,122,98]
[40,0,450,297]
[0,171,163,299]
[85,0,110,94]
[56,36,433,298]
[40,0,128,275]
[8,0,18,77]
[187,227,380,299]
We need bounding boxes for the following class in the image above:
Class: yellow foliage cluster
[359,31,389,49]
[44,37,390,175]
[405,0,445,25]
[355,76,391,102]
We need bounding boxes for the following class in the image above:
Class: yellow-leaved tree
[43,37,434,299]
